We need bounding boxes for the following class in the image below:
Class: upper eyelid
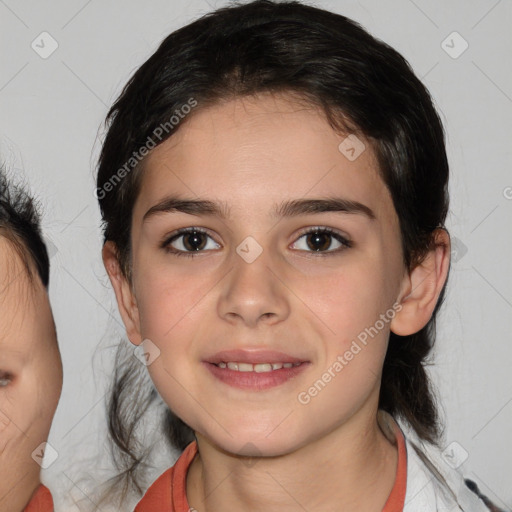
[295,225,350,238]
[163,226,217,245]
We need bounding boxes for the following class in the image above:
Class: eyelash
[161,226,352,258]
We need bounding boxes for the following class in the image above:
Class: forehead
[0,236,53,353]
[136,93,395,224]
[0,236,31,296]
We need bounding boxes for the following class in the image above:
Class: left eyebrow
[274,197,375,220]
[143,195,376,222]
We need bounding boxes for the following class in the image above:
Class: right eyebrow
[143,196,230,222]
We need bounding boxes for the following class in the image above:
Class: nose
[217,243,290,328]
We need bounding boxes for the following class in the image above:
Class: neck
[0,464,40,512]
[186,409,399,512]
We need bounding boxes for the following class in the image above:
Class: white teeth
[254,363,272,373]
[216,361,301,372]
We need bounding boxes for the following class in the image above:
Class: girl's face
[0,238,62,500]
[109,93,412,456]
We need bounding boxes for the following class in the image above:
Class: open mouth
[214,361,303,372]
[204,358,309,390]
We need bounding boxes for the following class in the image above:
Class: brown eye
[0,371,12,387]
[162,227,220,258]
[180,231,208,251]
[292,227,351,254]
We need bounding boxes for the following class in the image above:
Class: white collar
[377,411,488,511]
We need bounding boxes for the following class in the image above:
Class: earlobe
[102,241,143,346]
[390,228,451,336]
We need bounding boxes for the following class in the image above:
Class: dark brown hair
[0,167,50,288]
[96,0,449,496]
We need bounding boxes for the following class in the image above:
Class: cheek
[0,397,14,452]
[294,266,393,422]
[298,257,393,344]
[37,356,62,427]
[136,269,206,342]
[134,269,210,416]
[293,256,396,410]
[0,380,38,448]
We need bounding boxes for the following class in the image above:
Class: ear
[390,228,450,336]
[102,241,143,346]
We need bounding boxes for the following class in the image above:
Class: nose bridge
[218,236,289,325]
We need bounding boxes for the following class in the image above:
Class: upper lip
[205,349,308,365]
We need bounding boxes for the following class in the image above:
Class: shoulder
[23,484,54,512]
[134,441,198,512]
[134,468,173,511]
[402,432,490,512]
[377,410,492,512]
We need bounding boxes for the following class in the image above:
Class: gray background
[1,0,511,510]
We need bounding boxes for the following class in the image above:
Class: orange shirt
[135,422,407,512]
[23,484,53,512]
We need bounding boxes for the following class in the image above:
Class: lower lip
[203,362,310,390]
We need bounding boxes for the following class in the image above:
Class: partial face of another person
[0,236,62,508]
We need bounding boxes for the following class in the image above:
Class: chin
[200,427,305,459]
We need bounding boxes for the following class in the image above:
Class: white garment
[378,411,489,512]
